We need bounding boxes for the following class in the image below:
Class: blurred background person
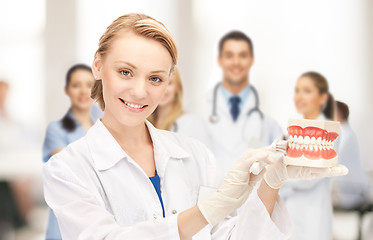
[42,64,102,240]
[148,67,208,142]
[0,80,24,239]
[0,80,40,240]
[203,31,284,174]
[0,81,9,117]
[332,101,370,209]
[279,71,336,240]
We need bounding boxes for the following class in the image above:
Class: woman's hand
[198,148,278,226]
[264,157,348,189]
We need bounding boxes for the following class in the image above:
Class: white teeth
[124,101,144,109]
[298,136,303,144]
[288,134,336,152]
[304,136,310,145]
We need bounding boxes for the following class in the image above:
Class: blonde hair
[91,13,178,110]
[148,68,183,130]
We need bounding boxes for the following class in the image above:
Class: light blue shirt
[42,105,102,240]
[220,84,251,111]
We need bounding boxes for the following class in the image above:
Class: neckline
[149,170,159,179]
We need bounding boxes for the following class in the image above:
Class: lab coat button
[153,214,158,219]
[172,210,177,214]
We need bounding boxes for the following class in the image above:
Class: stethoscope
[209,82,264,123]
[209,82,265,147]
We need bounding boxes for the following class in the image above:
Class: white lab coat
[43,119,291,239]
[279,115,332,240]
[203,85,284,174]
[171,113,210,145]
[332,122,370,209]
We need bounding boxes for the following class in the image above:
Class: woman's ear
[92,54,103,80]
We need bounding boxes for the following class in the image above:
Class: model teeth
[297,136,303,144]
[288,134,335,151]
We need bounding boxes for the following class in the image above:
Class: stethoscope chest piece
[209,115,219,123]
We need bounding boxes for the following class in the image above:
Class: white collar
[86,119,190,171]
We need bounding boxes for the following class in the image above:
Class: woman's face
[294,76,327,118]
[158,75,176,107]
[94,31,173,127]
[65,69,94,111]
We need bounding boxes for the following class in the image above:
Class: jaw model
[284,118,340,168]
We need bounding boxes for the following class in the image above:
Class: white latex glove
[249,139,287,174]
[264,156,349,189]
[198,148,277,226]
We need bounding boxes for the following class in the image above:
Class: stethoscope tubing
[210,82,264,123]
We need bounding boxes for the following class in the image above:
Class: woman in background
[147,67,183,131]
[148,67,209,143]
[42,64,102,240]
[279,71,336,240]
[332,101,370,209]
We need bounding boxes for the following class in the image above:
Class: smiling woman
[42,64,102,240]
[41,13,346,240]
[93,30,173,128]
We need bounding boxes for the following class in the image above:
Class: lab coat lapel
[87,121,158,221]
[87,120,127,171]
[145,120,190,177]
[145,121,193,214]
[215,87,232,122]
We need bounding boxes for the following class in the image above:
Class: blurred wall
[44,0,78,123]
[0,0,45,129]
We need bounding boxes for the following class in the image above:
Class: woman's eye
[150,77,162,83]
[120,70,131,76]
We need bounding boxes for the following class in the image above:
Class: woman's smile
[119,98,148,112]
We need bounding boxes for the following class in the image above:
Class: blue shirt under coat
[220,84,251,112]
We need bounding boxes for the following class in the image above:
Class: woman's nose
[81,86,91,95]
[130,78,147,99]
